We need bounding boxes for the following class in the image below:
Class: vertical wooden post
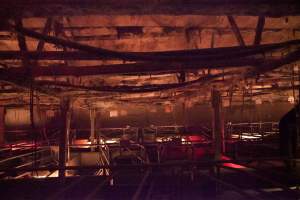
[0,107,5,145]
[59,98,70,179]
[66,108,72,162]
[90,108,96,151]
[211,89,224,160]
[211,88,225,195]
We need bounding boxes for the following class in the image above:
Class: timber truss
[0,0,299,108]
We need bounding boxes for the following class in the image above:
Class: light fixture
[288,96,295,104]
[109,110,118,117]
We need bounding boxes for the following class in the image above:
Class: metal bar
[197,169,263,200]
[145,177,156,200]
[58,98,70,179]
[15,156,52,169]
[132,169,152,200]
[211,89,224,159]
[66,108,72,162]
[0,148,48,164]
[221,165,300,197]
[90,108,96,151]
[1,157,300,172]
[47,175,89,200]
[84,172,118,200]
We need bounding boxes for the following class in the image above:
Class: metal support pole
[211,88,225,195]
[59,98,70,179]
[132,169,152,200]
[0,107,5,145]
[211,88,225,160]
[66,108,72,162]
[90,108,96,151]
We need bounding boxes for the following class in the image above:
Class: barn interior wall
[2,102,294,132]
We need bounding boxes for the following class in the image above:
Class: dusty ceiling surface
[0,0,300,109]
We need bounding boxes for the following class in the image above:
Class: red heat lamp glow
[4,142,38,151]
[221,155,246,169]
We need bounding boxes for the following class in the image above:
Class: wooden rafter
[254,16,265,45]
[0,47,299,94]
[5,25,300,61]
[15,19,28,52]
[15,18,30,71]
[1,0,300,17]
[227,15,245,46]
[0,55,296,77]
[34,71,235,93]
[36,18,53,51]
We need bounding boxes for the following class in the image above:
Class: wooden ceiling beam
[0,57,277,77]
[0,47,287,61]
[33,72,231,93]
[15,18,30,70]
[5,25,300,61]
[227,15,245,46]
[36,18,53,52]
[253,16,265,45]
[1,49,299,78]
[15,19,28,52]
[1,0,300,17]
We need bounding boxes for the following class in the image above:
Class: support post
[90,108,96,151]
[59,98,70,179]
[66,107,72,162]
[211,88,225,195]
[0,107,5,145]
[211,89,225,160]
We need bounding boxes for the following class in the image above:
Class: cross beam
[254,16,265,45]
[227,16,245,46]
[1,0,300,17]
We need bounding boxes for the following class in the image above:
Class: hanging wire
[296,64,300,147]
[291,65,296,105]
[29,65,38,176]
[249,82,254,136]
[29,81,37,176]
[298,64,300,104]
[241,85,245,117]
